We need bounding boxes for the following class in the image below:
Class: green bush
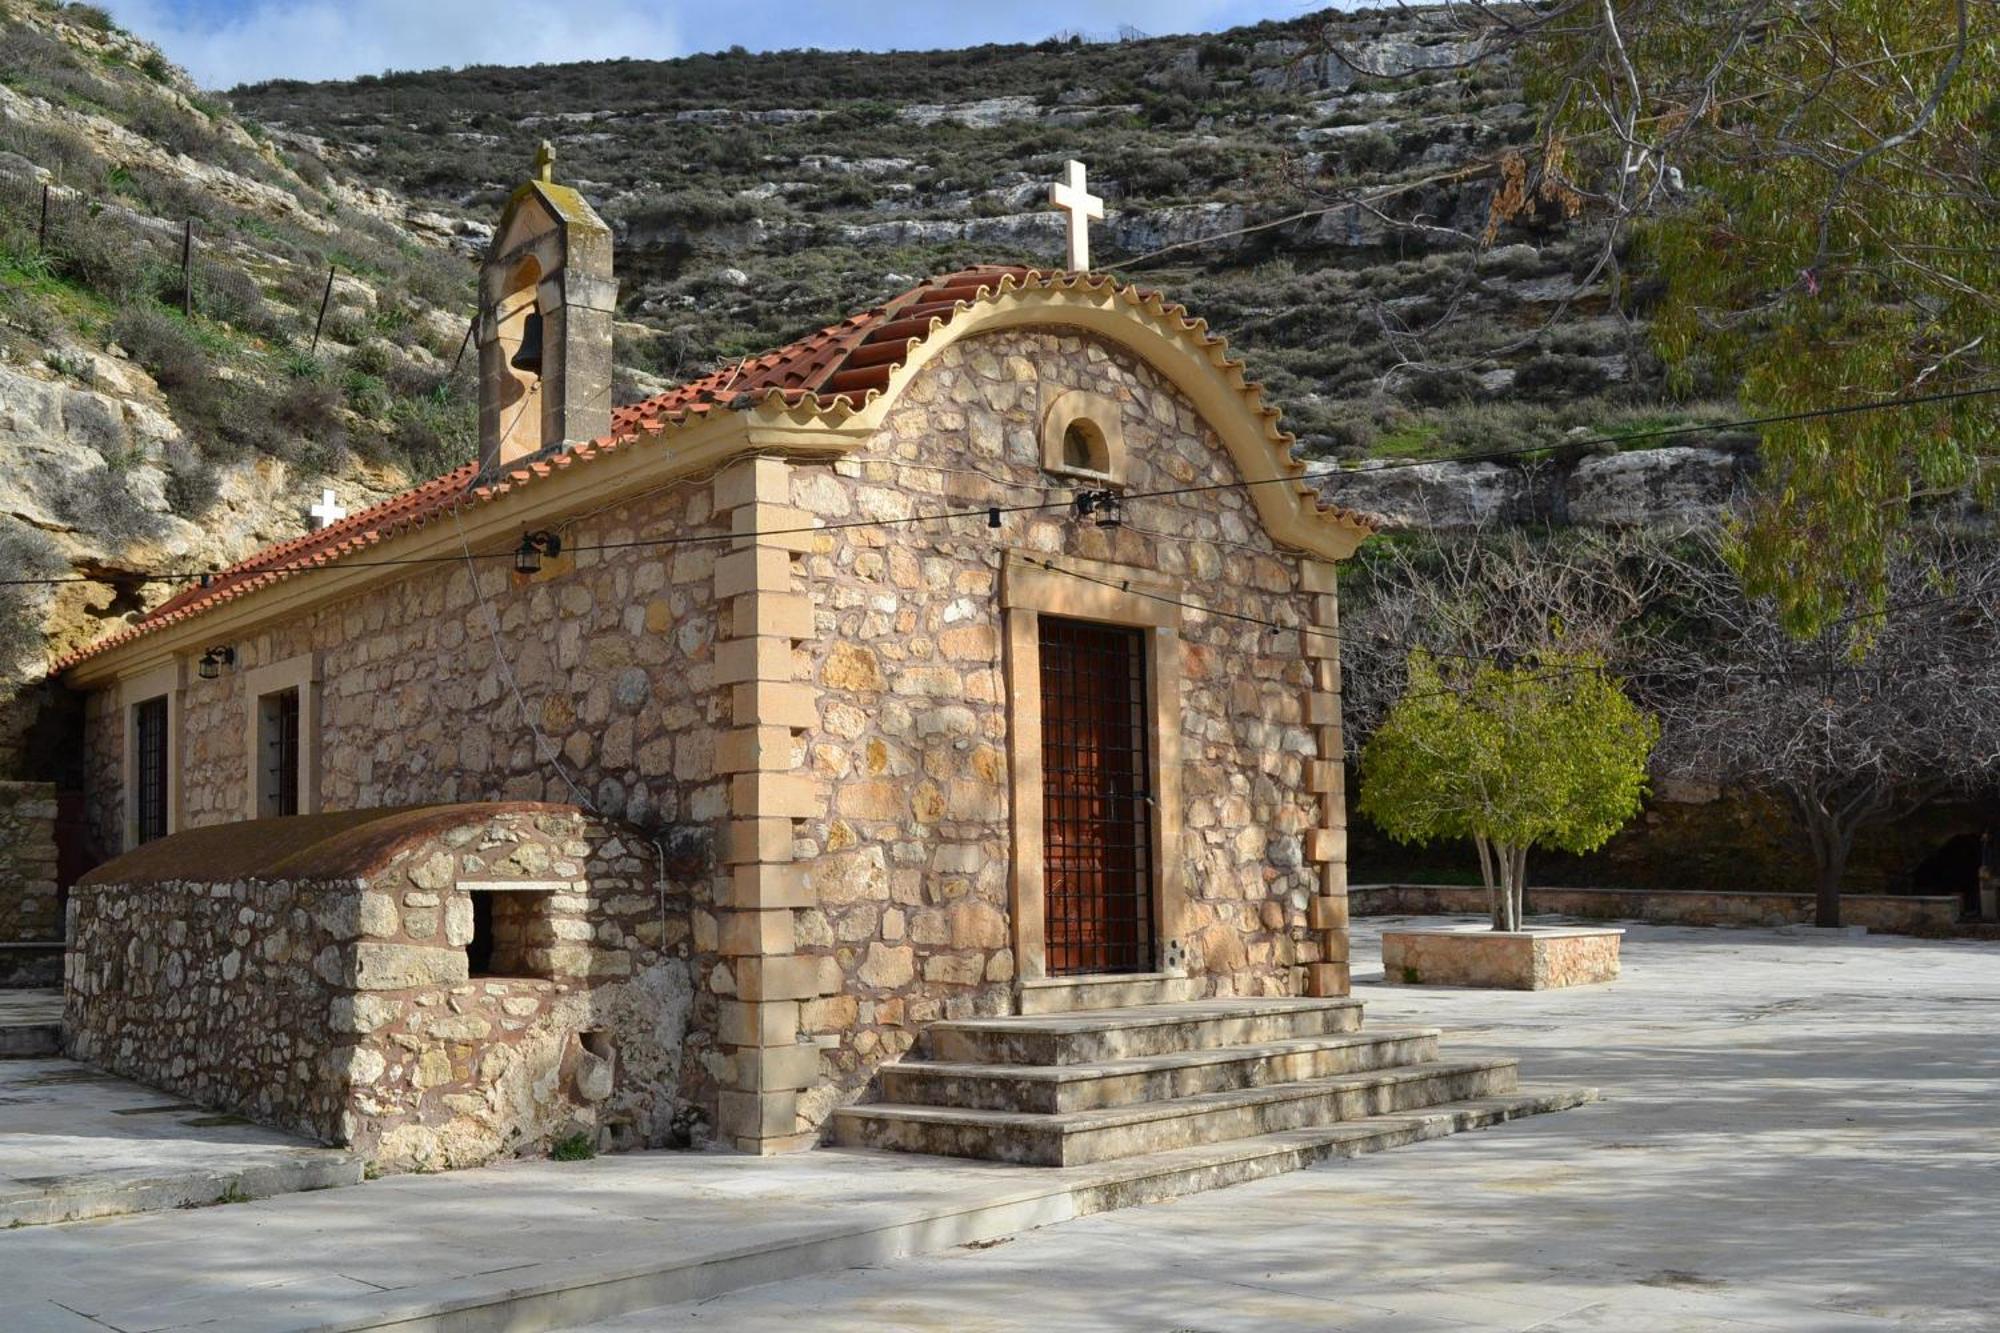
[51,462,161,544]
[549,1132,596,1162]
[161,439,219,515]
[273,374,346,443]
[0,517,66,667]
[0,119,105,191]
[61,4,118,33]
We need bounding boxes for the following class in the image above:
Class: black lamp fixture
[1073,488,1122,529]
[515,529,562,575]
[510,311,544,374]
[196,646,235,680]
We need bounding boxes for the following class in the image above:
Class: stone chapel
[53,154,1567,1172]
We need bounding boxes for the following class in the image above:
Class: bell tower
[477,141,615,474]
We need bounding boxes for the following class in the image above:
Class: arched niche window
[1041,389,1126,484]
[496,255,544,458]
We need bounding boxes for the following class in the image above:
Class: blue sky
[102,0,1328,89]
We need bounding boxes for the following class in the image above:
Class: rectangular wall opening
[133,696,169,845]
[464,888,556,979]
[257,687,301,818]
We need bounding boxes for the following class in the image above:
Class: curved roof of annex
[75,801,591,887]
[55,265,1374,674]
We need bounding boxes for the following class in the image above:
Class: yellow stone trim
[718,909,798,958]
[1001,552,1186,985]
[714,636,796,686]
[1038,387,1127,484]
[66,410,757,687]
[715,726,797,775]
[729,504,819,554]
[238,651,322,821]
[728,772,822,821]
[68,272,1373,692]
[1306,827,1347,864]
[713,456,793,511]
[718,999,801,1048]
[734,954,822,1002]
[722,817,794,865]
[1309,895,1350,931]
[734,1043,820,1092]
[1306,962,1349,997]
[723,863,815,910]
[713,547,794,599]
[716,1089,799,1142]
[730,682,818,732]
[741,271,1375,561]
[118,660,184,847]
[732,591,814,640]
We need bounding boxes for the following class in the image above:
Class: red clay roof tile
[55,265,1367,674]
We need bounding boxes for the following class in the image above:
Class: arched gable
[739,270,1373,560]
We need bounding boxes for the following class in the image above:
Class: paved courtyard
[569,917,2000,1331]
[0,1055,361,1226]
[2,916,1994,1331]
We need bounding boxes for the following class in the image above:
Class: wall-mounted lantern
[515,530,563,576]
[197,646,235,680]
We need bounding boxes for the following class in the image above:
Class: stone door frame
[1000,554,1186,986]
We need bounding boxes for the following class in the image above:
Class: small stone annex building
[55,155,1562,1170]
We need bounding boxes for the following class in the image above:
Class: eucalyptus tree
[1317,2,1998,632]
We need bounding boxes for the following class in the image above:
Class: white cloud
[102,0,1326,89]
[105,0,682,88]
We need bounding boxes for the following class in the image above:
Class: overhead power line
[4,381,1996,594]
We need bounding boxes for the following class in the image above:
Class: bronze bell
[510,311,544,374]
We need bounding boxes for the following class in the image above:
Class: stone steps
[834,1057,1522,1166]
[921,996,1364,1065]
[1017,972,1199,1014]
[0,987,62,1058]
[842,991,1589,1175]
[882,1026,1443,1113]
[0,1021,60,1058]
[1061,1083,1598,1215]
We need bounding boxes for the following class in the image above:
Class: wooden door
[1039,616,1155,976]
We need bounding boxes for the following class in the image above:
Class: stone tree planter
[1381,925,1623,990]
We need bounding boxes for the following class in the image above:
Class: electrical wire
[449,500,601,814]
[9,381,1996,592]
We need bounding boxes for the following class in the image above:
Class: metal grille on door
[1039,616,1155,976]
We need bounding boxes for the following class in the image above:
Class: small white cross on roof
[309,487,347,530]
[1049,159,1104,272]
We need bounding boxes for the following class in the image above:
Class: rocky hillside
[1,2,1739,778]
[0,0,508,773]
[233,6,1730,460]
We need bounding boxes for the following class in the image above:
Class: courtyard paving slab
[560,916,2000,1331]
[2,917,1993,1332]
[0,1055,363,1227]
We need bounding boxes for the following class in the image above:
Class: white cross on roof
[1049,159,1104,272]
[309,487,348,530]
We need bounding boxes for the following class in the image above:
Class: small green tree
[1359,652,1658,932]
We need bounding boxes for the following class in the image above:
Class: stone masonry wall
[67,807,711,1171]
[788,328,1329,1129]
[82,692,118,860]
[82,479,730,858]
[1350,882,1961,934]
[0,781,61,944]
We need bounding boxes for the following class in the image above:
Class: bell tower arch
[476,142,615,474]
